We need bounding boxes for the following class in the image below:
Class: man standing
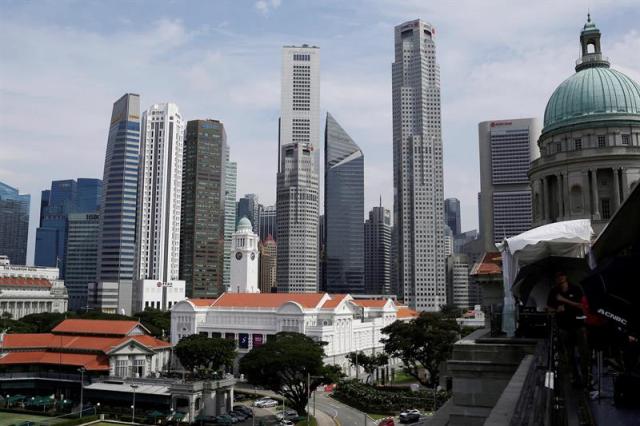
[547,271,589,387]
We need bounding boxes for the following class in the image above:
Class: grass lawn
[392,371,418,384]
[0,411,63,426]
[295,415,317,426]
[367,413,389,420]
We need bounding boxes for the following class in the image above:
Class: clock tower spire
[230,217,260,293]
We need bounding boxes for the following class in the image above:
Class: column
[555,173,563,220]
[621,167,630,200]
[590,169,600,219]
[563,173,571,219]
[582,171,591,216]
[612,167,621,211]
[541,177,549,222]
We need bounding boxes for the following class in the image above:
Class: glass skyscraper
[0,181,30,265]
[223,145,237,290]
[364,204,392,295]
[444,198,461,236]
[324,113,364,294]
[65,212,100,310]
[94,93,141,314]
[180,119,227,298]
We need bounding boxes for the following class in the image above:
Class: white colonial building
[170,292,417,375]
[229,217,260,293]
[0,256,68,319]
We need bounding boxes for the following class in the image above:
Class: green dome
[237,216,252,231]
[543,67,640,132]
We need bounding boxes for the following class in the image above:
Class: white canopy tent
[498,220,593,336]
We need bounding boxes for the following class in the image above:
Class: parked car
[232,405,253,416]
[213,415,233,425]
[279,421,294,426]
[230,411,248,421]
[399,409,421,424]
[254,398,278,408]
[378,417,395,426]
[276,409,299,420]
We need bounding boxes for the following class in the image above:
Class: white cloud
[255,0,282,15]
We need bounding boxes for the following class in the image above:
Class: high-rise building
[180,119,226,298]
[259,235,277,293]
[35,178,101,276]
[446,254,471,309]
[444,198,461,236]
[0,182,30,265]
[223,146,237,291]
[443,225,454,257]
[258,205,276,242]
[65,212,100,311]
[454,229,478,254]
[392,19,446,311]
[318,214,326,291]
[230,217,260,293]
[237,194,260,233]
[95,93,141,314]
[364,203,392,295]
[133,103,186,312]
[478,118,541,251]
[324,113,364,294]
[276,45,320,293]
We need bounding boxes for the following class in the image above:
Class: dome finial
[587,10,591,23]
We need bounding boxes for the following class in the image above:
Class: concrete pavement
[313,392,378,426]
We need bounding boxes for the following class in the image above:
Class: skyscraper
[237,194,260,233]
[134,103,186,312]
[364,203,392,295]
[478,118,541,251]
[444,198,461,236]
[223,146,237,291]
[446,254,471,309]
[276,45,320,293]
[0,181,30,265]
[258,205,276,242]
[180,119,227,298]
[392,19,446,311]
[65,212,100,310]
[259,235,277,293]
[35,178,101,276]
[95,93,141,314]
[324,113,364,294]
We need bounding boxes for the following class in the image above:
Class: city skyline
[2,2,640,264]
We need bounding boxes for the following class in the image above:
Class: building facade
[230,218,260,293]
[0,256,68,319]
[170,293,417,375]
[237,194,260,234]
[180,119,227,299]
[223,146,237,291]
[444,198,461,236]
[259,236,277,293]
[276,45,320,293]
[392,19,446,311]
[65,212,100,311]
[0,182,30,265]
[134,103,186,312]
[95,93,141,314]
[324,113,365,294]
[479,118,541,251]
[258,205,276,242]
[529,17,640,234]
[364,205,392,295]
[446,254,471,309]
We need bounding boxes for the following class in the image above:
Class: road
[313,392,378,426]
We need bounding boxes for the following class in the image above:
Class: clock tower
[230,217,260,293]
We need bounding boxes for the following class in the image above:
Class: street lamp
[130,384,138,422]
[78,367,86,418]
[94,402,100,416]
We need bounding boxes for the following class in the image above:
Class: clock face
[235,252,243,260]
[251,253,256,260]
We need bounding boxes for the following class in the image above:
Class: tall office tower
[94,93,141,314]
[259,235,277,293]
[134,103,186,312]
[180,120,227,298]
[446,254,471,309]
[444,198,461,236]
[443,225,454,257]
[364,203,392,295]
[276,45,320,293]
[237,194,260,233]
[318,214,326,290]
[35,178,102,276]
[0,182,30,265]
[258,205,276,242]
[223,146,237,290]
[65,212,100,310]
[324,113,364,293]
[478,118,541,251]
[392,19,446,311]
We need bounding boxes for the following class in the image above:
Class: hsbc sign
[156,281,173,288]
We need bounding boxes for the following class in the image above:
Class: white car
[254,398,278,408]
[279,421,294,426]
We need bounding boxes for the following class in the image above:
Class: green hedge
[332,380,449,414]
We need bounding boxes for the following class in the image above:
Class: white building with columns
[229,217,260,293]
[170,292,417,375]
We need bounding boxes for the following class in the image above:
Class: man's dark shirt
[547,283,585,329]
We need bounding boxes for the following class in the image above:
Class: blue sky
[1,0,640,262]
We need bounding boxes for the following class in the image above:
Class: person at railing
[547,271,590,388]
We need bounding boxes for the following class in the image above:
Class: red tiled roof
[188,298,216,307]
[396,307,419,319]
[351,299,390,308]
[0,277,51,288]
[470,252,502,276]
[321,294,349,309]
[52,319,142,336]
[212,292,327,309]
[0,351,109,371]
[2,333,170,352]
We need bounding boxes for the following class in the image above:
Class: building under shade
[259,235,277,293]
[364,204,392,295]
[65,212,100,310]
[324,113,364,294]
[444,198,461,236]
[0,182,30,265]
[223,146,237,291]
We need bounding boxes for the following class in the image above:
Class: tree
[134,309,170,339]
[240,332,342,415]
[346,351,389,383]
[382,313,460,387]
[439,304,463,320]
[174,335,236,377]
